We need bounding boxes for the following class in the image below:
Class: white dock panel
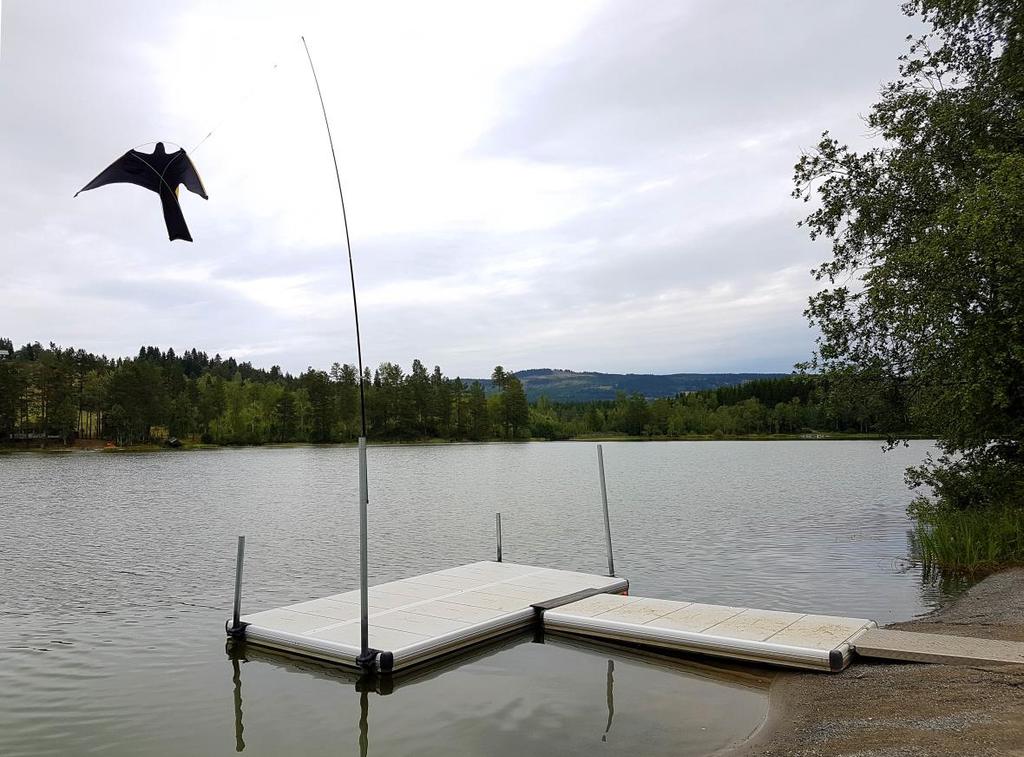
[239,561,628,672]
[543,595,875,671]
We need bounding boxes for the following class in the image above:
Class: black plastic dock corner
[829,649,845,672]
[357,648,394,673]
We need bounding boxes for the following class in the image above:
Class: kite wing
[74,151,159,196]
[170,152,208,200]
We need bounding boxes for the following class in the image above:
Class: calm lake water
[0,440,947,756]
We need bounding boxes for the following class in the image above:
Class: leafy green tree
[105,403,129,446]
[529,396,568,439]
[407,359,433,437]
[300,369,336,443]
[0,360,27,436]
[332,362,359,438]
[451,377,467,438]
[794,0,1024,507]
[167,390,199,439]
[37,347,75,436]
[104,360,166,444]
[292,387,313,440]
[49,394,78,444]
[81,369,108,438]
[619,393,650,436]
[467,381,489,440]
[431,366,452,437]
[374,362,409,437]
[648,398,672,436]
[273,390,298,442]
[197,374,227,441]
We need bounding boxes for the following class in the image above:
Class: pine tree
[504,375,530,439]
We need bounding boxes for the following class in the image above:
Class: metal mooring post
[597,445,616,577]
[231,535,246,631]
[495,512,503,562]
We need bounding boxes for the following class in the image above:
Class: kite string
[189,62,280,154]
[126,47,285,159]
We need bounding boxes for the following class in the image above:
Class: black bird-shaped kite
[75,142,208,242]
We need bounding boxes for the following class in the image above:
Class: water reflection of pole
[355,673,391,756]
[358,687,369,757]
[232,655,246,752]
[602,659,614,742]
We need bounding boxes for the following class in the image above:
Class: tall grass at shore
[910,499,1024,575]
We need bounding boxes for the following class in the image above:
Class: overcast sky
[0,1,921,376]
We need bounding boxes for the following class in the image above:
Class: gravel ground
[729,569,1024,756]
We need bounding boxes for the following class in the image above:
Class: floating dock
[238,561,627,672]
[233,560,877,673]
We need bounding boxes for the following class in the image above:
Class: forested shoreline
[0,338,918,447]
[787,0,1024,572]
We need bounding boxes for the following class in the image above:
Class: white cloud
[0,0,921,376]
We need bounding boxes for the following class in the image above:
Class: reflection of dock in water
[227,629,772,754]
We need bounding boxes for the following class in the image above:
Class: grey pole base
[227,535,246,636]
[357,437,370,665]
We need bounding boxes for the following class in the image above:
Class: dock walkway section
[853,628,1024,665]
[541,592,876,671]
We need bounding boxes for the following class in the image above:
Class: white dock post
[231,535,246,631]
[495,512,502,562]
[597,445,616,577]
[357,436,370,665]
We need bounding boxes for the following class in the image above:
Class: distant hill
[476,368,790,402]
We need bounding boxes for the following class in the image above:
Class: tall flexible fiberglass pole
[302,36,373,669]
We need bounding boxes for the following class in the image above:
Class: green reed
[910,499,1024,575]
